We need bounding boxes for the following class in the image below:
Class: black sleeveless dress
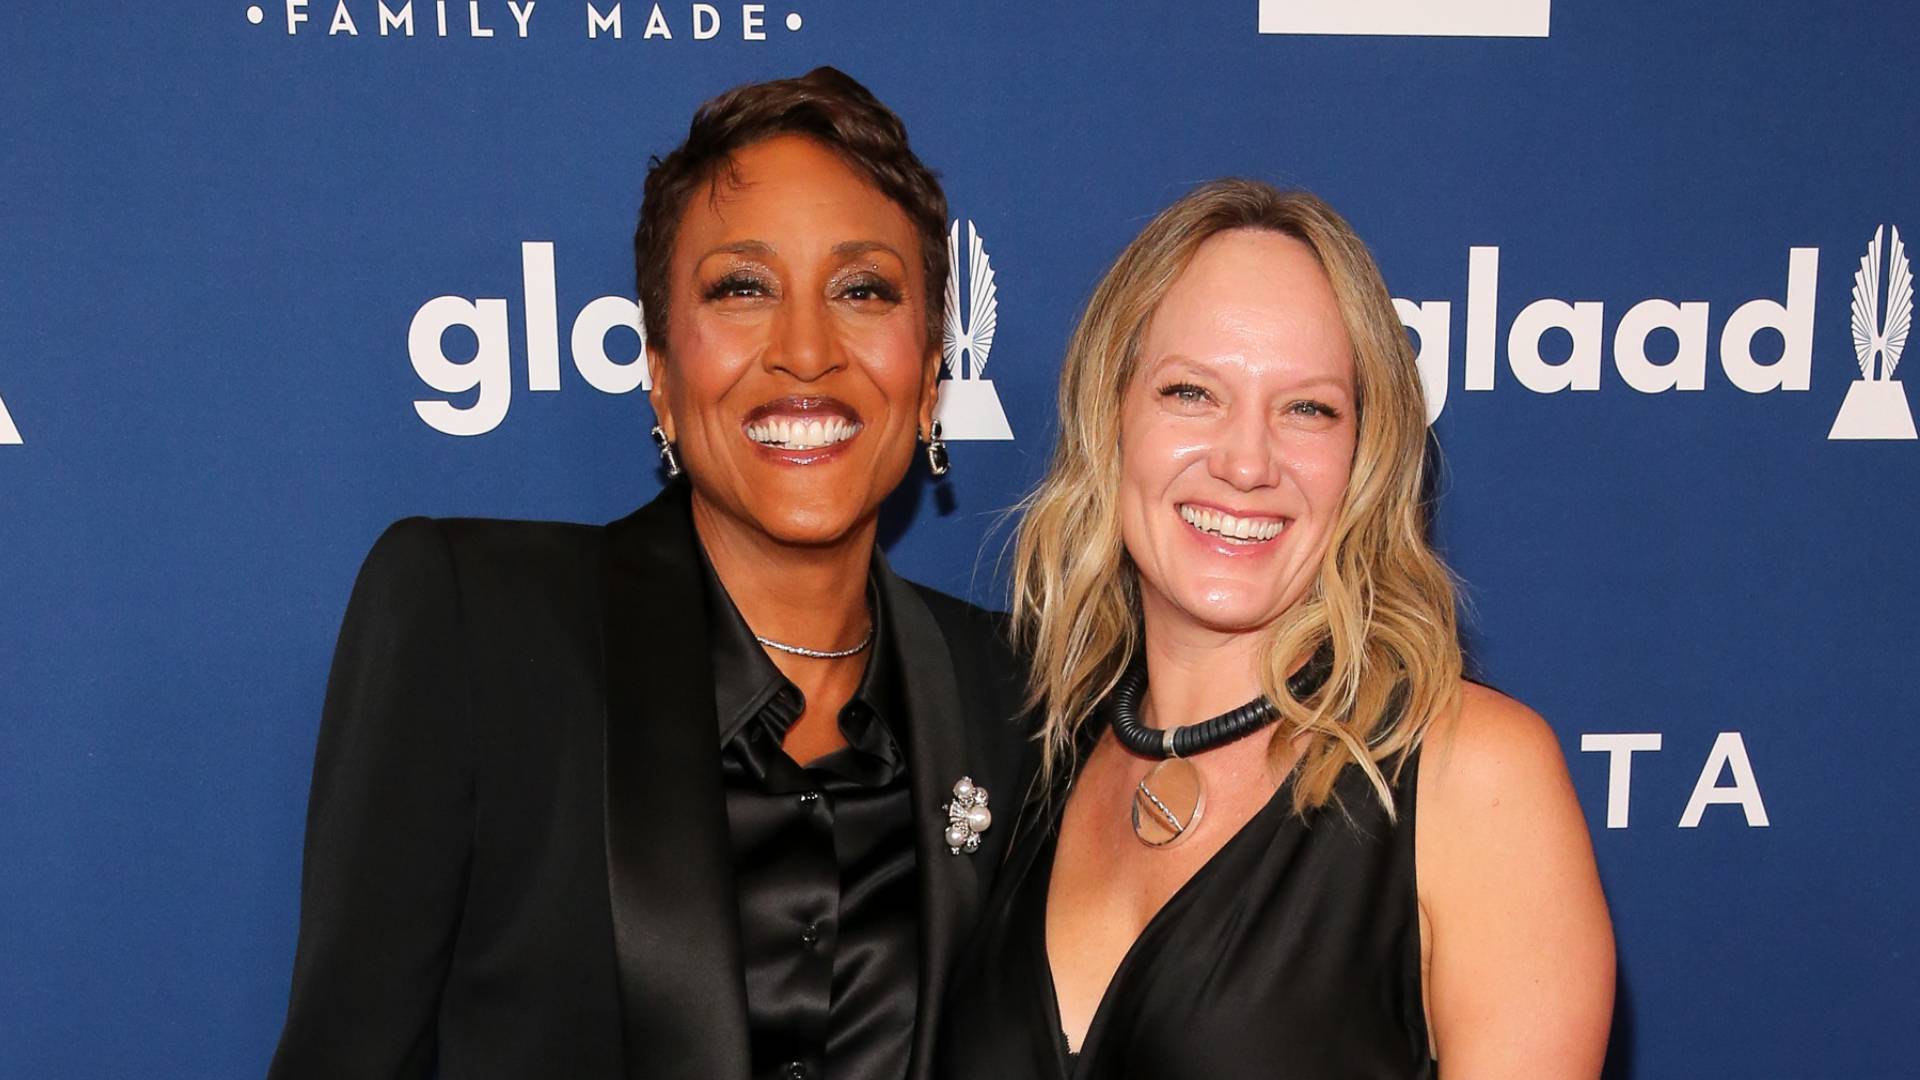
[936,743,1434,1079]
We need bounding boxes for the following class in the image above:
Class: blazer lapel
[602,484,751,1080]
[875,557,991,1080]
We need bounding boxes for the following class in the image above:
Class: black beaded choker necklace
[1111,647,1332,848]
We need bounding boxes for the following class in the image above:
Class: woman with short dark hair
[270,68,1034,1080]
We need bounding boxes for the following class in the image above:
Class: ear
[645,344,672,439]
[918,342,942,436]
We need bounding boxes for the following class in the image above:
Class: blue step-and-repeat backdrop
[3,2,1915,1076]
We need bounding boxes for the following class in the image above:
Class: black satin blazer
[268,484,1035,1080]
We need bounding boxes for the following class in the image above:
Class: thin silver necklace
[754,624,874,660]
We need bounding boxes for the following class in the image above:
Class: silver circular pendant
[1132,757,1205,848]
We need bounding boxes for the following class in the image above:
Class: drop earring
[650,424,682,478]
[922,419,950,478]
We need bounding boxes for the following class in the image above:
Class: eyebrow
[1278,374,1354,394]
[832,240,906,261]
[694,239,906,264]
[697,240,776,261]
[1152,354,1354,394]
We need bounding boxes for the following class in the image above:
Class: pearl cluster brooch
[942,776,992,855]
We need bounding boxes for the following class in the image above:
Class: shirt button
[800,922,820,945]
[784,1063,810,1080]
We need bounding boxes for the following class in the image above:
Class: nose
[763,296,844,382]
[1206,403,1282,492]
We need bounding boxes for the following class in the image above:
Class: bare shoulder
[1414,680,1600,940]
[1415,681,1615,1075]
[1418,680,1572,810]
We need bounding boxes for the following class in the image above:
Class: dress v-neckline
[1035,767,1301,1075]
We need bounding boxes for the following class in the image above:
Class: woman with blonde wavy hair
[937,180,1613,1078]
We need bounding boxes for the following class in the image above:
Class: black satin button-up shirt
[702,553,917,1080]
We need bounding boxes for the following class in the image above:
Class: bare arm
[1416,682,1615,1078]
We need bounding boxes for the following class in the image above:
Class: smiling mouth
[1178,503,1286,544]
[743,398,863,452]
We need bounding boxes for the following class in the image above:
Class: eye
[1157,382,1213,405]
[703,270,773,301]
[1287,399,1343,420]
[835,272,903,305]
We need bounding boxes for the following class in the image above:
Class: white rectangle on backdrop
[1259,0,1551,37]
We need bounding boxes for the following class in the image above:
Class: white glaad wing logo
[0,384,20,445]
[1829,225,1915,440]
[936,220,1014,441]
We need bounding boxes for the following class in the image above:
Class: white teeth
[746,416,862,451]
[1178,504,1283,543]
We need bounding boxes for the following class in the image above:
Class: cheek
[1292,433,1358,519]
[1114,416,1153,529]
[1115,421,1188,556]
[1118,413,1203,498]
[847,319,930,400]
[666,317,758,412]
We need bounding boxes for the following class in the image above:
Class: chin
[1162,577,1303,636]
[743,502,861,547]
[737,474,899,547]
[1182,601,1287,636]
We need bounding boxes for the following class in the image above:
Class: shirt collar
[697,538,899,758]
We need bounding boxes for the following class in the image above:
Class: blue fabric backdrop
[3,2,1915,1075]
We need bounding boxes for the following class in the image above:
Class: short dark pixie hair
[634,67,950,352]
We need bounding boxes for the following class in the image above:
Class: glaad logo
[1396,245,1820,426]
[1259,0,1550,38]
[409,241,646,436]
[1828,225,1915,440]
[936,220,1013,441]
[0,385,20,445]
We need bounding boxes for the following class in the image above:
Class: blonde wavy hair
[1012,180,1462,816]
